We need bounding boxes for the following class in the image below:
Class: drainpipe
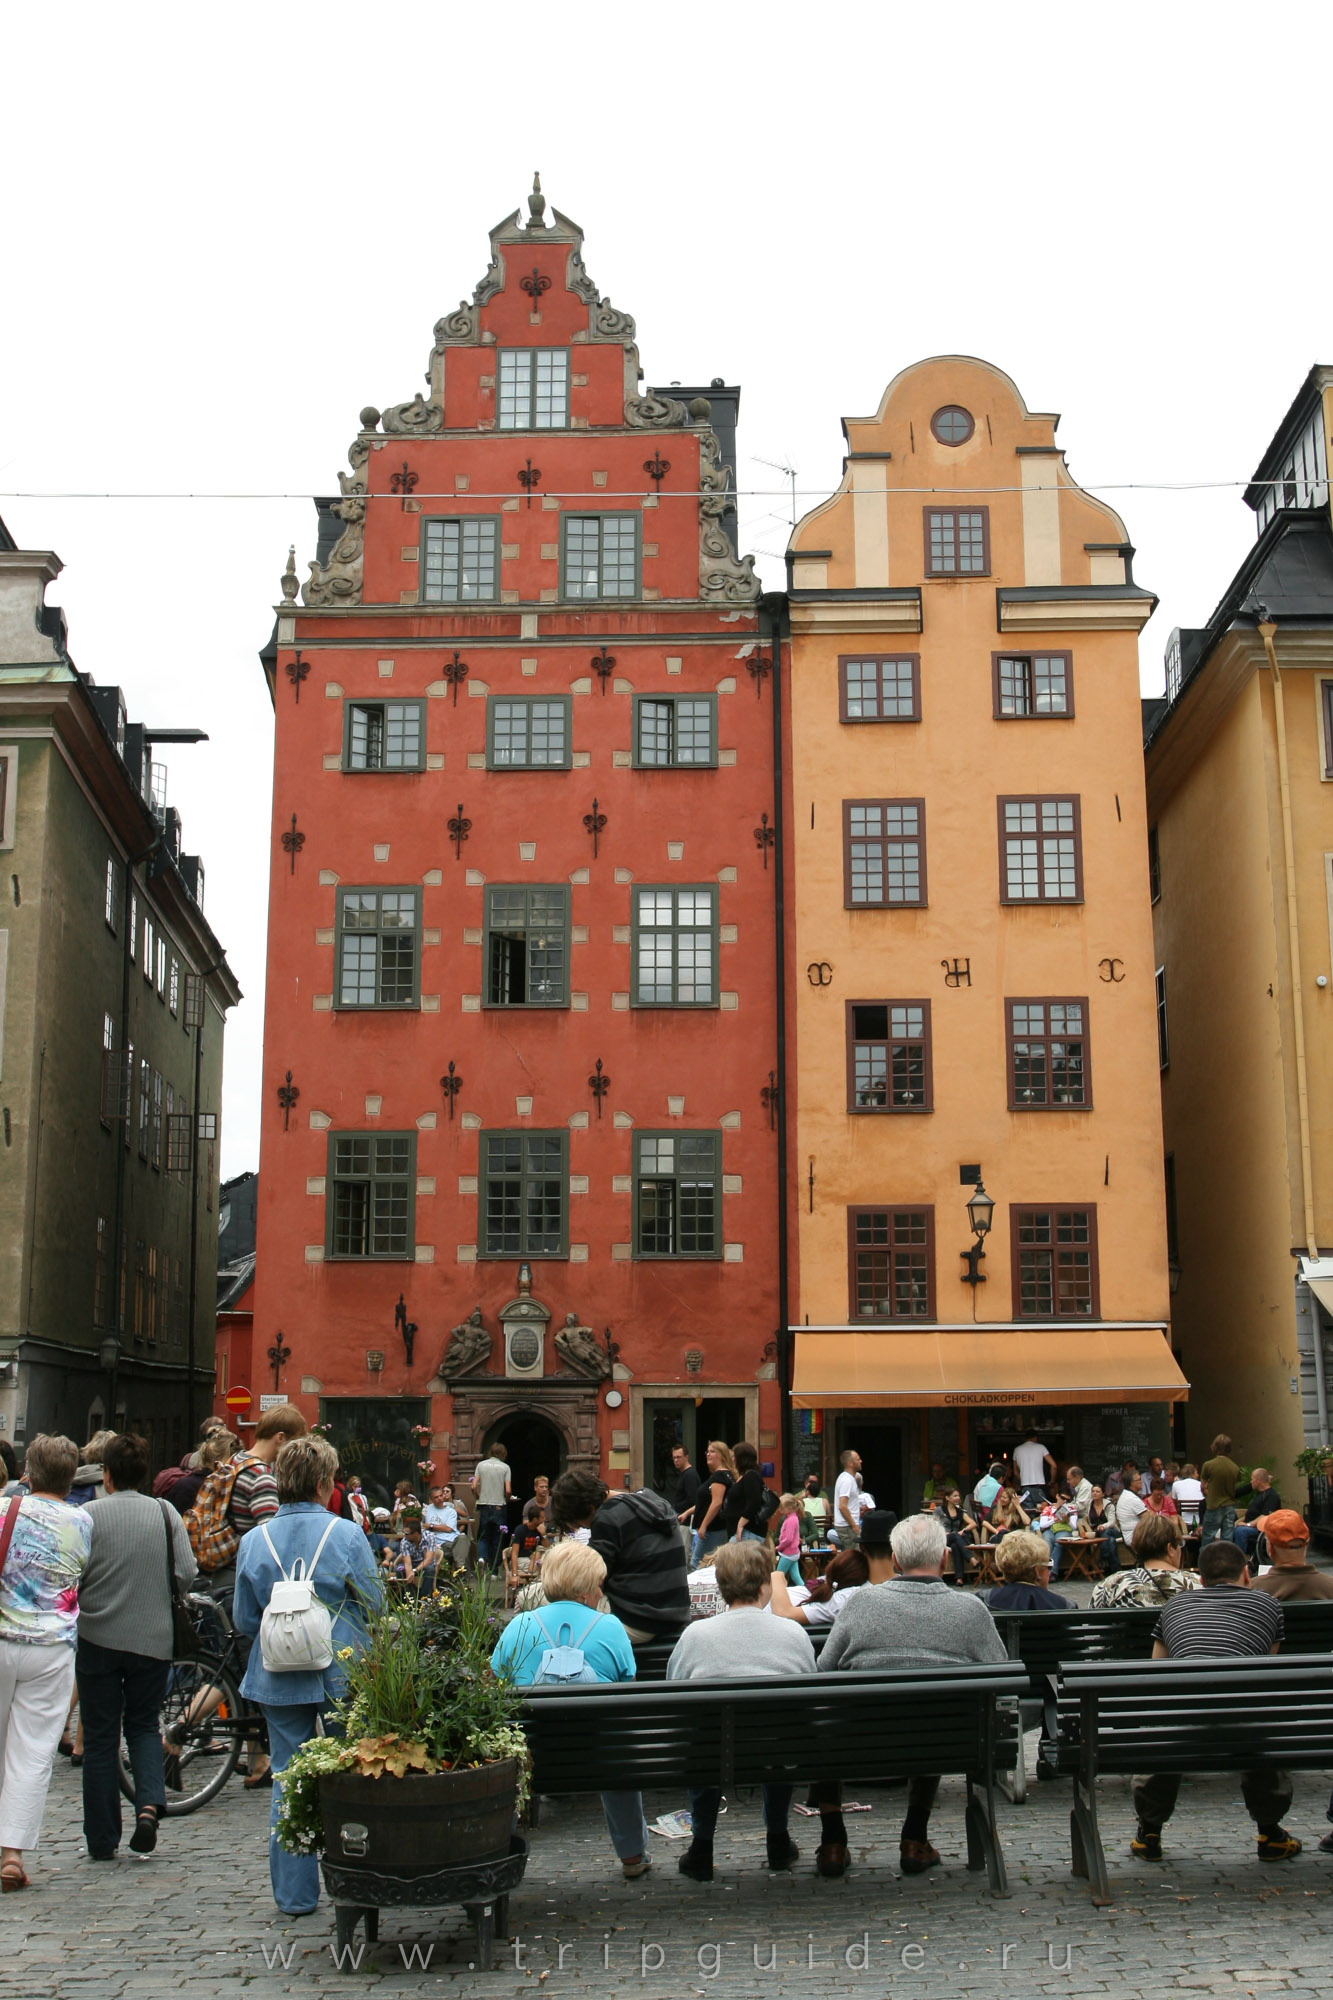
[1258,618,1329,1454]
[763,594,793,1484]
[1258,619,1318,1260]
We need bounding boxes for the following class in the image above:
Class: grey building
[0,519,240,1463]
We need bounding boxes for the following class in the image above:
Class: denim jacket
[233,1502,383,1708]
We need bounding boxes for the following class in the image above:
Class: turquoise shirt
[491,1601,637,1687]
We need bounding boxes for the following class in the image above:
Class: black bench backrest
[1045,1653,1333,1774]
[992,1608,1157,1692]
[520,1664,1027,1794]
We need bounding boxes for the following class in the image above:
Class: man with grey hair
[814,1510,1005,1878]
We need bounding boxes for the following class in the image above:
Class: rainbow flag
[798,1409,823,1436]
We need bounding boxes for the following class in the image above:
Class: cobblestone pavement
[7,1746,1332,2000]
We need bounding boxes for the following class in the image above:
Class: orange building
[783,358,1182,1510]
[251,182,787,1504]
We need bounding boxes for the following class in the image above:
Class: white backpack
[258,1517,338,1672]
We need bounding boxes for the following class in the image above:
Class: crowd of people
[1,1416,1330,1901]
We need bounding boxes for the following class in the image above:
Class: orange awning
[790,1327,1188,1409]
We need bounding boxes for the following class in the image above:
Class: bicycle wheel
[118,1653,244,1814]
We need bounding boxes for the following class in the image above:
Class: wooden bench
[519,1664,1027,1894]
[1038,1654,1333,1903]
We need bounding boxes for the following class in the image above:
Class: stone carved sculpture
[554,1314,610,1379]
[625,391,689,430]
[443,1307,492,1378]
[591,299,636,344]
[433,302,477,349]
[382,392,443,435]
[697,428,761,603]
[566,247,600,306]
[302,426,374,607]
[473,246,505,307]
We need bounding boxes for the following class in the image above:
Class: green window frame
[326,1132,416,1260]
[630,885,718,1007]
[421,516,500,603]
[633,1131,721,1260]
[483,885,570,1007]
[632,694,718,769]
[561,514,640,601]
[335,887,421,1010]
[497,350,569,430]
[485,695,572,770]
[479,1129,569,1259]
[343,699,426,773]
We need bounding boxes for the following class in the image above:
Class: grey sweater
[666,1605,816,1679]
[78,1491,199,1659]
[819,1576,1006,1674]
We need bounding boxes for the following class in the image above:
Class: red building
[252,180,787,1504]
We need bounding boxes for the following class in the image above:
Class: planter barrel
[320,1758,519,1872]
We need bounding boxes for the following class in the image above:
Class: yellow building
[784,357,1181,1511]
[1145,367,1333,1503]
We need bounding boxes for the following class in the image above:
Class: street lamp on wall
[961,1180,994,1288]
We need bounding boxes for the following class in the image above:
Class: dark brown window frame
[847,1204,937,1322]
[1004,996,1092,1111]
[838,654,922,724]
[1148,824,1161,903]
[990,650,1074,720]
[1009,1202,1100,1320]
[996,794,1083,904]
[845,998,934,1114]
[842,797,928,909]
[1322,680,1333,778]
[930,405,975,447]
[923,505,990,577]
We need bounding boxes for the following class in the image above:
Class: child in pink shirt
[775,1494,803,1583]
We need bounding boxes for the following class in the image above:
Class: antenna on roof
[754,455,799,532]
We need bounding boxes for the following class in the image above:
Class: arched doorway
[483,1410,565,1529]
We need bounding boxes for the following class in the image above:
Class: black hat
[858,1508,897,1547]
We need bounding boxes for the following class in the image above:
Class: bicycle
[117,1590,268,1815]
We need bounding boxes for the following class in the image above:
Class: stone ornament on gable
[382,392,443,435]
[433,302,478,350]
[554,1314,610,1379]
[303,423,374,606]
[473,246,506,306]
[625,391,689,430]
[696,428,762,603]
[443,1306,492,1378]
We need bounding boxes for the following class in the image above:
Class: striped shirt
[1154,1583,1283,1659]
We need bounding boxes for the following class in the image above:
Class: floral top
[0,1495,93,1646]
[1090,1565,1201,1609]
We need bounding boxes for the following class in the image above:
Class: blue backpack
[530,1608,602,1685]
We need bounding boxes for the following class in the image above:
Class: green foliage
[273,1574,529,1854]
[1294,1446,1333,1477]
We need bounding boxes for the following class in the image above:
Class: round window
[931,405,975,446]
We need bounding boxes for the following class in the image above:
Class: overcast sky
[4,4,1330,1179]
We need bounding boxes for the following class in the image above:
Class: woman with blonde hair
[982,1486,1030,1544]
[490,1541,649,1881]
[689,1441,736,1570]
[979,1529,1071,1610]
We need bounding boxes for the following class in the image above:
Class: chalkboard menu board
[1077,1404,1165,1478]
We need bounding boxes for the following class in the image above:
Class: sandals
[129,1808,159,1856]
[1,1860,30,1893]
[243,1766,273,1790]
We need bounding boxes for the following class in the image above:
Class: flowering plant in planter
[275,1576,529,1856]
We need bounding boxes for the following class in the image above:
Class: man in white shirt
[831,1450,863,1545]
[1013,1432,1055,1510]
[1172,1464,1205,1530]
[422,1484,459,1559]
[1114,1467,1147,1545]
[471,1445,512,1570]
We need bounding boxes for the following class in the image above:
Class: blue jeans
[1047,1530,1116,1577]
[476,1505,505,1571]
[1202,1505,1237,1545]
[689,1784,794,1853]
[76,1637,170,1857]
[1233,1522,1262,1558]
[264,1701,333,1914]
[691,1528,726,1570]
[600,1789,648,1861]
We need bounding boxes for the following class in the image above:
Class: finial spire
[280,544,299,603]
[527,171,546,228]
